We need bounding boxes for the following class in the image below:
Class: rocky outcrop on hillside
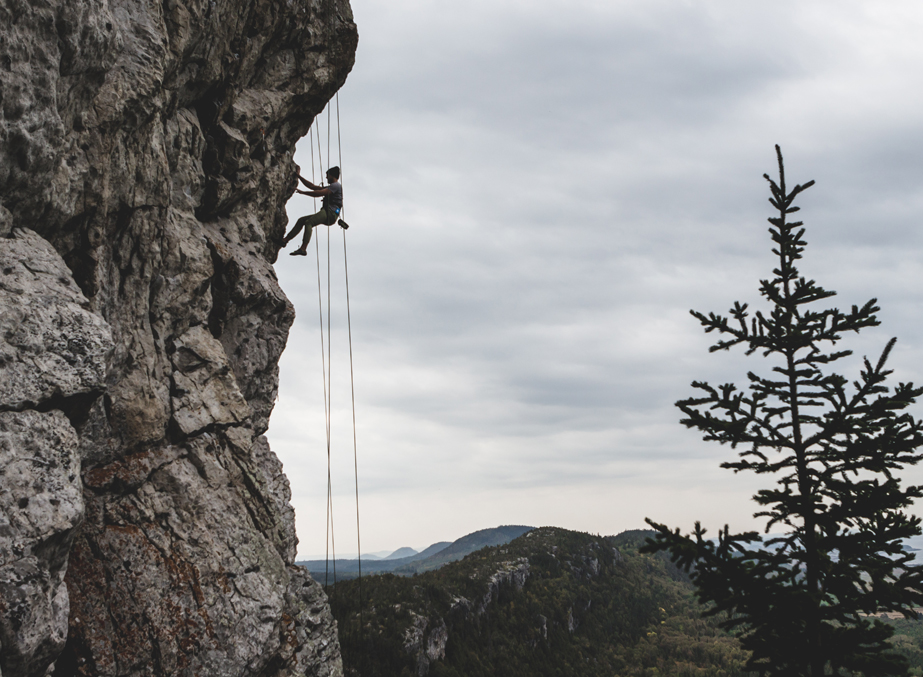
[0,0,357,675]
[476,558,529,614]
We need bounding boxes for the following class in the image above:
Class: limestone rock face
[0,228,112,415]
[0,0,357,674]
[0,228,114,677]
[0,409,81,677]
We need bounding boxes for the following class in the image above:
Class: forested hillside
[318,528,923,676]
[327,528,749,676]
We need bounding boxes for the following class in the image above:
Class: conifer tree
[644,146,923,676]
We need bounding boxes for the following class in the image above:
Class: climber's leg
[283,214,312,246]
[290,210,329,256]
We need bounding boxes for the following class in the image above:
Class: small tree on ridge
[643,146,923,676]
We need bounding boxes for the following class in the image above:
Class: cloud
[269,0,923,557]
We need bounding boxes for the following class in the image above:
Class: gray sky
[267,0,923,559]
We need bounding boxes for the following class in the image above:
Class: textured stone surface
[403,614,448,677]
[0,228,113,417]
[477,558,530,613]
[64,432,323,676]
[0,228,112,677]
[170,324,250,436]
[0,410,82,677]
[0,0,357,673]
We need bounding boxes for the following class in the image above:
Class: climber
[283,166,346,256]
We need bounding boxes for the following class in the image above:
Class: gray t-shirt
[323,181,343,212]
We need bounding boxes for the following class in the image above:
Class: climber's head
[326,166,340,182]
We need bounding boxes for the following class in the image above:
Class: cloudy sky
[267,0,923,559]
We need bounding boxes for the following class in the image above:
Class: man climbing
[283,166,345,256]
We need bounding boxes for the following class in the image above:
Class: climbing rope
[326,211,337,591]
[314,119,325,193]
[309,120,316,211]
[337,90,364,633]
[335,94,349,230]
[313,184,335,591]
[308,113,337,592]
[307,97,362,639]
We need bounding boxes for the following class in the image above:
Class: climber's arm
[297,174,323,190]
[296,187,331,197]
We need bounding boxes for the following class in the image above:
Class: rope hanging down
[337,91,363,628]
[307,114,337,591]
[314,196,336,589]
[306,100,362,620]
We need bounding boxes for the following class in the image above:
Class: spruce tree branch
[803,338,901,450]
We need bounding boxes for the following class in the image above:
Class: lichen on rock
[0,0,358,674]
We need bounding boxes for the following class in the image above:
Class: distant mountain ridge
[394,525,532,573]
[295,526,532,579]
[414,541,454,559]
[383,546,418,560]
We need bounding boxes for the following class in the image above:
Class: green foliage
[881,615,923,675]
[330,528,750,677]
[643,146,923,676]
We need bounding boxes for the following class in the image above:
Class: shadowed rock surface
[0,0,357,674]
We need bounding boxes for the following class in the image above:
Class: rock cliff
[0,0,357,675]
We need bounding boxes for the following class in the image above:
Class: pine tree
[643,146,923,676]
